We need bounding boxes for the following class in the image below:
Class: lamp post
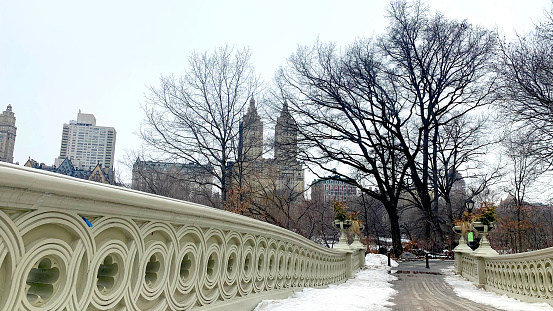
[464,199,475,214]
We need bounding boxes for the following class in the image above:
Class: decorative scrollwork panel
[0,164,364,311]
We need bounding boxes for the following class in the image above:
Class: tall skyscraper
[274,101,298,164]
[57,111,116,172]
[0,104,17,163]
[273,101,303,193]
[238,98,264,162]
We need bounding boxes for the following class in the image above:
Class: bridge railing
[454,244,553,306]
[0,163,365,311]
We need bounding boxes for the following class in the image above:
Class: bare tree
[277,38,411,256]
[433,115,483,222]
[381,1,497,250]
[277,0,497,254]
[355,192,390,251]
[140,45,258,208]
[497,3,553,167]
[227,164,307,230]
[536,1,553,40]
[431,113,504,248]
[251,177,309,233]
[119,149,217,205]
[501,131,546,252]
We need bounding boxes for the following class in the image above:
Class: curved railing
[0,163,365,311]
[455,245,553,306]
[460,254,477,283]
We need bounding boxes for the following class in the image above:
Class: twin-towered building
[231,98,305,197]
[131,98,305,207]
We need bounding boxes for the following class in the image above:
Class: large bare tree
[277,38,412,256]
[277,0,497,254]
[382,1,497,249]
[140,45,258,208]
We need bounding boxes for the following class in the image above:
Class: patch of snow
[254,254,398,311]
[442,268,553,311]
[365,253,399,268]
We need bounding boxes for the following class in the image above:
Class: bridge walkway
[390,260,502,311]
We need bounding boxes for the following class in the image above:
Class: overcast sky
[1,0,550,182]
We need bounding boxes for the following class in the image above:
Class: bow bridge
[0,163,365,311]
[2,162,553,310]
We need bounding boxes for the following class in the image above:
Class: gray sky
[1,0,550,182]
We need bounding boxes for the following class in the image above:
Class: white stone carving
[0,163,364,310]
[455,243,553,306]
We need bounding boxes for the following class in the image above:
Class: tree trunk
[387,205,403,257]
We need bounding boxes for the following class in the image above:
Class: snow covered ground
[254,254,398,311]
[254,253,553,311]
[442,268,553,311]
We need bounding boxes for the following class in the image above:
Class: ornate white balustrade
[0,163,365,311]
[455,244,553,306]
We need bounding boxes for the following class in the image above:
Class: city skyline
[0,0,549,184]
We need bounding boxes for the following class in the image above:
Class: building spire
[248,97,256,114]
[0,104,17,163]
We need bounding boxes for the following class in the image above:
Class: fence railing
[454,242,553,306]
[0,163,365,311]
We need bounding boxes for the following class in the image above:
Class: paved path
[390,260,502,311]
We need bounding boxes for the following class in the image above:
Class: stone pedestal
[350,235,365,249]
[453,225,473,274]
[452,225,472,253]
[334,220,352,250]
[471,222,498,257]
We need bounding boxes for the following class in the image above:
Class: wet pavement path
[389,260,502,311]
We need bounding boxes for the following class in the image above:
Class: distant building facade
[238,99,264,162]
[131,160,213,204]
[57,110,116,173]
[273,101,304,194]
[0,104,17,163]
[311,175,358,205]
[449,168,466,195]
[24,157,114,184]
[231,99,304,198]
